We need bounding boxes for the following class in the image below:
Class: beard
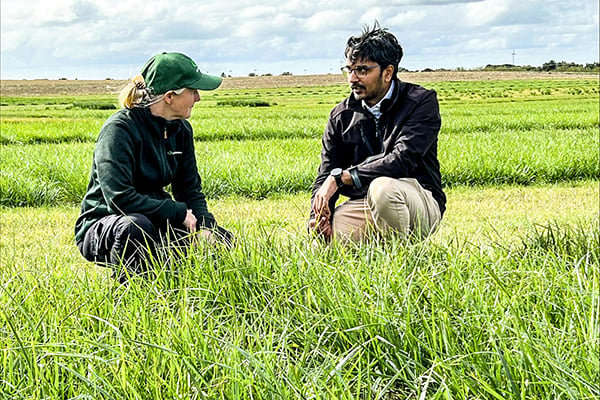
[351,84,377,103]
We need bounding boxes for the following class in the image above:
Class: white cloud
[464,0,510,26]
[305,10,349,32]
[1,0,597,79]
[387,10,428,26]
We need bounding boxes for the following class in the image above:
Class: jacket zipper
[161,127,169,183]
[359,112,384,156]
[375,118,384,150]
[359,124,374,155]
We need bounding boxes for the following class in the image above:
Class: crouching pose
[309,25,446,242]
[75,52,232,280]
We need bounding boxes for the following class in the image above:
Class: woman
[75,52,232,280]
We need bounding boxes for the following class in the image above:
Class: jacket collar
[362,80,396,119]
[134,106,181,137]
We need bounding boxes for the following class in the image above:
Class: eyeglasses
[340,64,380,78]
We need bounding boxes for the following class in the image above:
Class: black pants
[77,213,233,280]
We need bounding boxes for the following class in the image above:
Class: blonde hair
[119,75,187,109]
[118,75,145,109]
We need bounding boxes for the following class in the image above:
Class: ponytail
[118,75,147,109]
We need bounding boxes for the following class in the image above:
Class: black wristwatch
[330,168,344,187]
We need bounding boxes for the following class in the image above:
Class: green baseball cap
[140,52,222,95]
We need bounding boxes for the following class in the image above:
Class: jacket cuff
[198,215,217,230]
[348,166,362,189]
[174,202,188,224]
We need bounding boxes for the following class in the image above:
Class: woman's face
[165,88,201,119]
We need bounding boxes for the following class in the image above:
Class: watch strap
[334,174,344,187]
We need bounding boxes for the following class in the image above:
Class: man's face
[345,57,393,106]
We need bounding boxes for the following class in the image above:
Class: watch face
[331,168,342,177]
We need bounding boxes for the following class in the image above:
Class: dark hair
[344,23,403,76]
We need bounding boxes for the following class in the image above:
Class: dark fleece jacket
[75,107,214,243]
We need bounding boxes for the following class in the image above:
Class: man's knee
[367,177,439,238]
[367,177,407,210]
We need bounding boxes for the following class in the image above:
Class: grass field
[1,72,599,399]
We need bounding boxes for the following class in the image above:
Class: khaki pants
[332,177,441,242]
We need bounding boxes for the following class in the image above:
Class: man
[309,25,446,242]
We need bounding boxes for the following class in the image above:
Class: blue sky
[1,0,598,80]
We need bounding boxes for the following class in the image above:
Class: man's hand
[312,176,338,218]
[308,214,333,240]
[187,229,216,247]
[310,175,340,241]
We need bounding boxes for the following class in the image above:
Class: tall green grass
[1,128,597,206]
[0,139,322,206]
[1,220,598,398]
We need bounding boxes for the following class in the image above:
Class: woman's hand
[183,209,197,233]
[192,229,219,246]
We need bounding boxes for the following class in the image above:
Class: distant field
[1,70,598,96]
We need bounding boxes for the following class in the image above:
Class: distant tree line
[483,60,599,72]
[415,61,599,73]
[242,71,293,77]
[217,61,599,78]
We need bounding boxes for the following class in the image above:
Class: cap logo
[189,60,201,74]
